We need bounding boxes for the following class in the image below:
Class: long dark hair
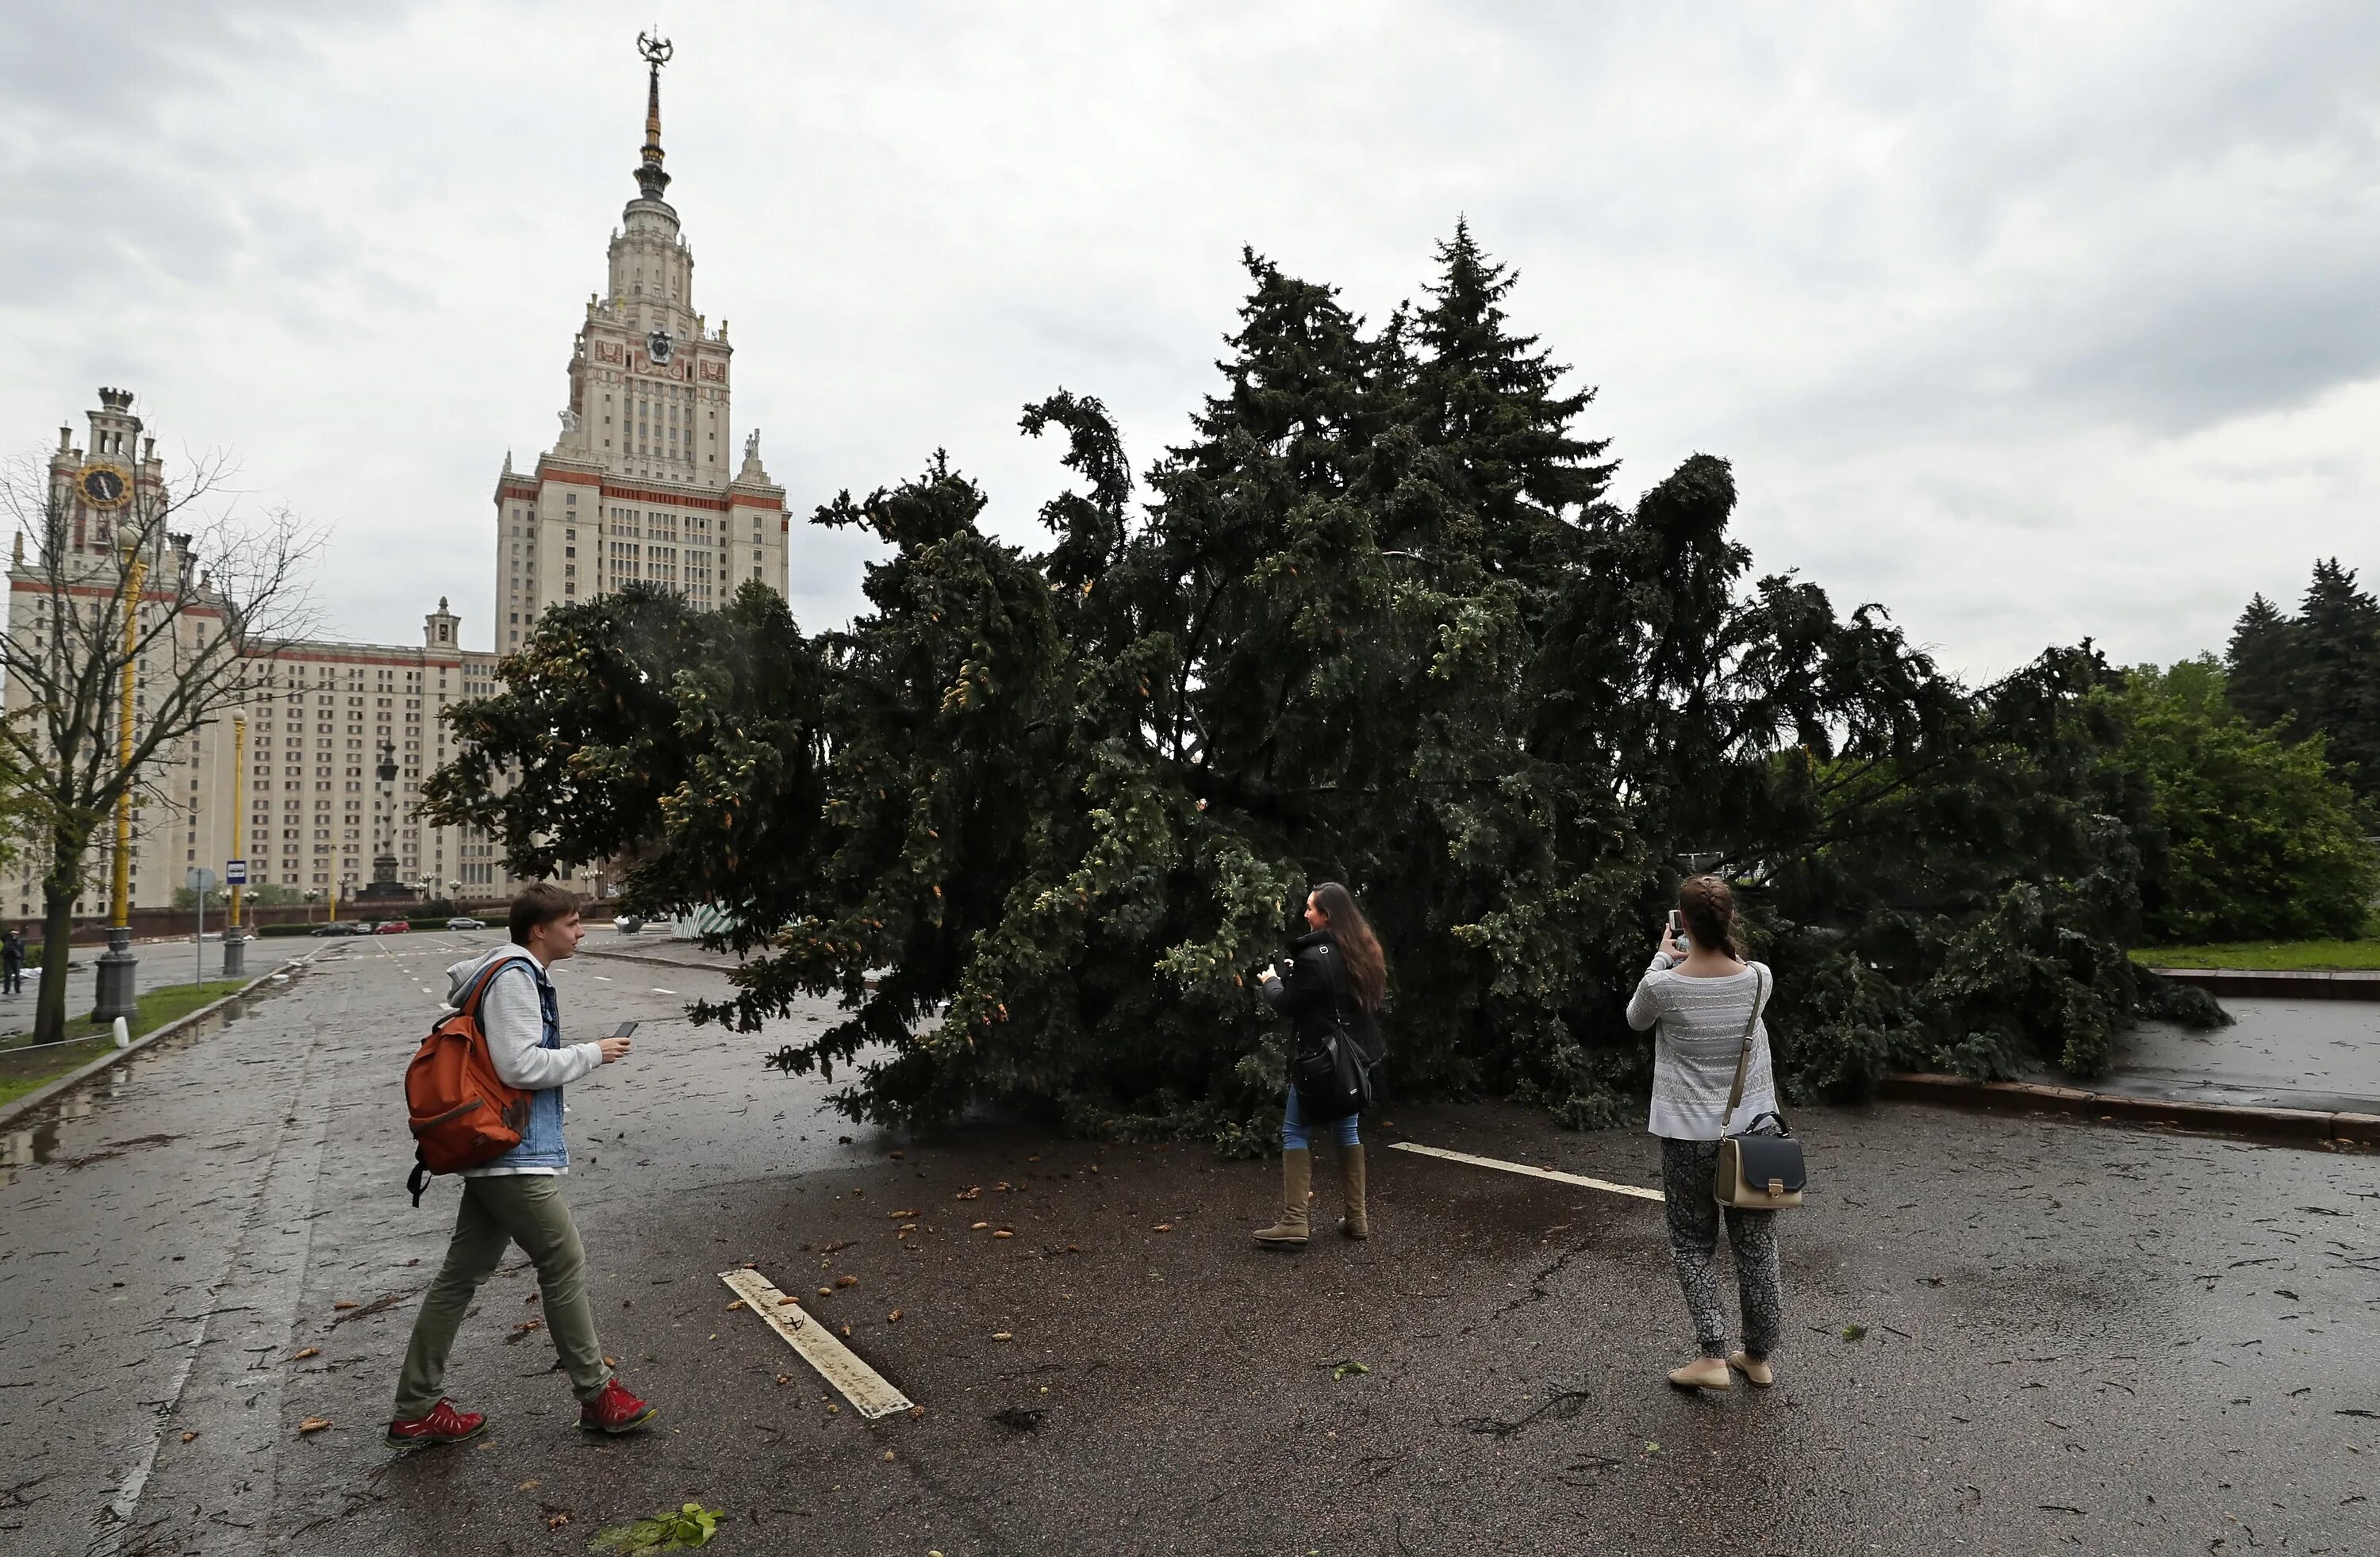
[1312,881,1386,1012]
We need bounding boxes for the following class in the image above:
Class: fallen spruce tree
[425,228,2223,1147]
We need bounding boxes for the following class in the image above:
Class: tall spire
[633,31,674,204]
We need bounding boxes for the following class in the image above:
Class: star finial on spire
[633,31,674,203]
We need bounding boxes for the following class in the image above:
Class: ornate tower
[492,34,789,649]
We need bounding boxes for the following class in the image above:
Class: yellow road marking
[718,1268,915,1420]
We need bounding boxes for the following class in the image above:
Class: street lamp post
[91,557,146,1025]
[223,711,247,977]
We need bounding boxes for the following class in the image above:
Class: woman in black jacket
[1253,881,1387,1248]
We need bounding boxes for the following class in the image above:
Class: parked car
[445,916,486,930]
[373,919,410,935]
[307,922,356,937]
[616,915,647,934]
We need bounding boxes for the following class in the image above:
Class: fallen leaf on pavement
[970,1221,988,1230]
[992,1229,1014,1240]
[331,1301,359,1311]
[887,1309,904,1322]
[546,1513,570,1531]
[955,1187,981,1200]
[835,1275,858,1288]
[517,1480,539,1490]
[725,1299,746,1311]
[992,1332,1014,1342]
[889,1209,920,1218]
[180,1431,198,1444]
[777,1295,800,1306]
[292,1347,321,1360]
[1154,1223,1173,1233]
[775,1374,791,1386]
[297,1417,332,1435]
[818,1287,833,1297]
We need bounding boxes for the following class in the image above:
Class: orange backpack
[405,958,532,1205]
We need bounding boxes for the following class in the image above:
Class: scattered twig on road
[328,1292,409,1328]
[1453,1387,1593,1438]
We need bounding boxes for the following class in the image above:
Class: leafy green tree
[430,229,2223,1140]
[2122,657,2378,943]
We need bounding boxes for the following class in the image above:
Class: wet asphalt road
[1,938,2376,1556]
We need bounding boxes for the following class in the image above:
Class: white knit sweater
[1626,953,1776,1141]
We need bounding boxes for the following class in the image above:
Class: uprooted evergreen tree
[425,228,2223,1146]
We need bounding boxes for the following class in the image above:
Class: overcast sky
[6,1,2377,681]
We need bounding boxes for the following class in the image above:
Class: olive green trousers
[392,1174,611,1419]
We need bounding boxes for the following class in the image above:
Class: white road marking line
[651,988,676,995]
[1387,1141,1664,1202]
[718,1268,914,1419]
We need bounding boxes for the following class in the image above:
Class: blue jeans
[1281,1084,1359,1151]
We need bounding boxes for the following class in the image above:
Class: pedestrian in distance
[1,927,23,995]
[1252,882,1388,1248]
[386,883,658,1449]
[1627,874,1786,1392]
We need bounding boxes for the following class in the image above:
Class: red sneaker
[385,1398,486,1451]
[578,1376,658,1435]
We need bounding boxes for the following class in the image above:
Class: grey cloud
[3,0,2375,681]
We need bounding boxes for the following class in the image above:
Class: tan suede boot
[1667,1356,1732,1391]
[1337,1143,1368,1240]
[1252,1149,1311,1248]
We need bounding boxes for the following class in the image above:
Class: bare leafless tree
[1,447,322,1045]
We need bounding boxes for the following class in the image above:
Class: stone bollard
[222,930,246,980]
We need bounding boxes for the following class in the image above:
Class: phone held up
[610,1021,639,1040]
[1665,910,1686,951]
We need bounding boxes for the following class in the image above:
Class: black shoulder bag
[1712,968,1805,1210]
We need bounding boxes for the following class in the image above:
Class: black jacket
[1261,930,1384,1063]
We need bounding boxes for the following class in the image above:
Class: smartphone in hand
[610,1021,639,1039]
[1665,910,1686,949]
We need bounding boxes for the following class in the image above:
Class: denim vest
[478,957,570,1173]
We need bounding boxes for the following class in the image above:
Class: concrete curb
[0,957,305,1132]
[1881,1072,2380,1150]
[2151,966,2380,1001]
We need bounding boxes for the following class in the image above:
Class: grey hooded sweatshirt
[444,945,601,1176]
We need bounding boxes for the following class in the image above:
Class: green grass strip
[2132,940,2380,971]
[0,980,251,1106]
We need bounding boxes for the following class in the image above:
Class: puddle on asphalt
[0,978,299,1190]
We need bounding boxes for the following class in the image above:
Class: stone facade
[493,40,789,648]
[6,41,772,921]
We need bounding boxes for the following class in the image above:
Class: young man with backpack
[386,882,658,1448]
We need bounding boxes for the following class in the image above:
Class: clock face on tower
[647,329,674,365]
[79,464,130,509]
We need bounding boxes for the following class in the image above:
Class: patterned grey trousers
[1660,1137,1785,1359]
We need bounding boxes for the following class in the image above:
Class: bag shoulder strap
[1718,965,1767,1133]
[459,957,516,1026]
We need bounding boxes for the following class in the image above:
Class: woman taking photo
[1252,882,1387,1248]
[1626,874,1785,1391]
